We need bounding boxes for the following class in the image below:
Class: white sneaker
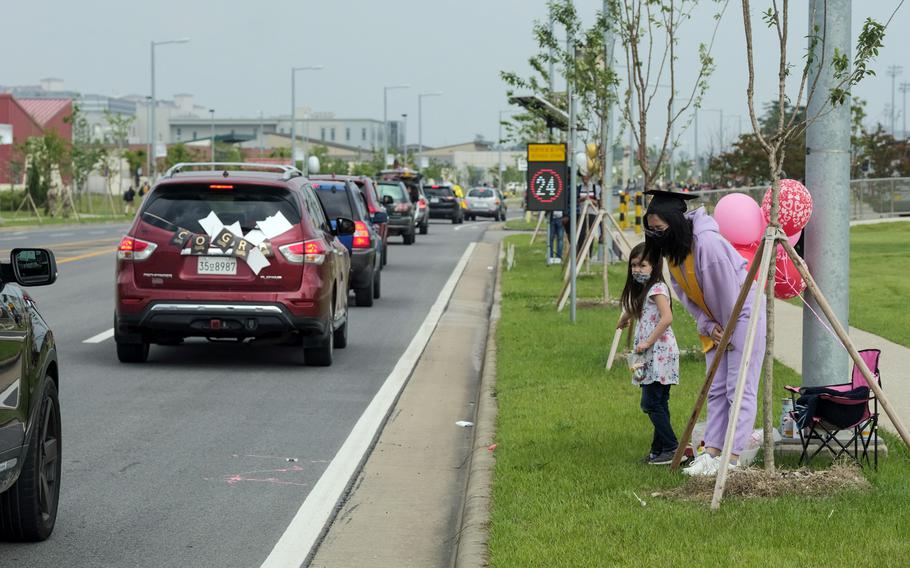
[682,453,739,477]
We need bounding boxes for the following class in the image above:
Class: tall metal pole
[803,0,851,387]
[145,96,152,181]
[887,65,903,136]
[209,109,215,161]
[498,110,505,194]
[383,85,409,167]
[149,38,189,181]
[548,10,556,143]
[258,110,264,156]
[900,82,910,139]
[290,66,324,172]
[694,110,699,180]
[669,97,676,183]
[150,43,156,179]
[402,113,408,165]
[602,0,615,268]
[567,20,577,323]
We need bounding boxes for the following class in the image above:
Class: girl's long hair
[646,209,694,267]
[620,243,667,319]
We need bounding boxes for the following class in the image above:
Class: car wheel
[0,378,61,542]
[403,231,414,245]
[355,276,374,307]
[419,221,428,235]
[304,329,333,366]
[373,267,381,299]
[333,316,348,349]
[117,340,149,363]
[381,242,388,266]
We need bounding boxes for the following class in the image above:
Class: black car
[0,248,60,541]
[313,180,386,307]
[377,181,417,245]
[423,183,464,224]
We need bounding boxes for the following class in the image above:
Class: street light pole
[383,85,410,166]
[150,37,190,181]
[900,82,910,140]
[145,96,152,181]
[209,109,215,161]
[290,65,324,172]
[418,92,442,166]
[401,113,408,166]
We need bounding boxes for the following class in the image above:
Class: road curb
[454,240,503,568]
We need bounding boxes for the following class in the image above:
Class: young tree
[614,0,723,191]
[66,104,107,206]
[736,1,890,470]
[104,110,136,195]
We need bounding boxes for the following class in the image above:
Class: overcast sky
[2,1,907,151]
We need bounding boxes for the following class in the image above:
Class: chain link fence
[688,177,910,221]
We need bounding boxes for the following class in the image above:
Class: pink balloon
[714,193,765,245]
[787,230,801,247]
[761,179,813,236]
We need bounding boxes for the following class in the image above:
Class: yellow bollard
[634,191,643,235]
[619,191,628,230]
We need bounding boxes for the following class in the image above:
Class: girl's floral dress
[633,282,680,386]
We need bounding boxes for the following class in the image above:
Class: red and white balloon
[761,179,813,237]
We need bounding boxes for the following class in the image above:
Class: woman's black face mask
[644,226,667,241]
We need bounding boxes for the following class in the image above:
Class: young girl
[618,243,681,465]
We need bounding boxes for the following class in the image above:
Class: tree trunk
[762,168,782,470]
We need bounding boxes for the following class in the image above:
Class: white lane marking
[261,242,477,568]
[83,328,115,344]
[88,230,107,235]
[1,236,28,241]
[49,232,74,237]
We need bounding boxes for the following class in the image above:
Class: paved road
[0,214,510,567]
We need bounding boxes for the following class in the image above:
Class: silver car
[465,187,507,221]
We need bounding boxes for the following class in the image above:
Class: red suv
[310,175,389,266]
[114,163,353,366]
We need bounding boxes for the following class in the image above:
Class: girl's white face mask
[632,272,650,284]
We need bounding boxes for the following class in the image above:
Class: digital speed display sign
[526,143,567,212]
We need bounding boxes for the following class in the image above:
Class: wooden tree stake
[711,232,775,510]
[529,211,546,244]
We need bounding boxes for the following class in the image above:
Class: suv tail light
[117,236,157,261]
[280,239,326,265]
[352,221,371,249]
[418,198,427,208]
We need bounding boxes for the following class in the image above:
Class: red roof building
[0,94,73,184]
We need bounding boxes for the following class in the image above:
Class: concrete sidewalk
[309,241,498,568]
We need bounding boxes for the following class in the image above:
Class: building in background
[0,93,73,184]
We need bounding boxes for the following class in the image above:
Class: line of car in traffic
[0,162,508,542]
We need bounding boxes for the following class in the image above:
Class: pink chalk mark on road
[211,461,309,487]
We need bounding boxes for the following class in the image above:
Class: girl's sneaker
[647,449,677,465]
[638,452,657,464]
[682,453,739,476]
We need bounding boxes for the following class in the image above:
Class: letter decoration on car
[167,210,292,274]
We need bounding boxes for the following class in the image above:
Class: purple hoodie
[671,207,761,337]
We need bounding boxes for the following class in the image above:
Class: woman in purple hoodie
[642,190,766,476]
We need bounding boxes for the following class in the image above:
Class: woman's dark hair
[620,242,667,319]
[645,209,694,266]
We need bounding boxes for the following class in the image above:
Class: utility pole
[900,82,910,139]
[548,9,556,143]
[803,0,851,387]
[383,85,409,167]
[602,0,615,272]
[887,66,903,136]
[401,113,408,165]
[145,96,152,181]
[693,110,699,180]
[567,3,577,323]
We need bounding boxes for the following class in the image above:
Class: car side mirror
[11,248,57,287]
[371,211,388,224]
[334,217,356,236]
[381,195,394,206]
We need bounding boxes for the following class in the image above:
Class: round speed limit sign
[529,168,564,204]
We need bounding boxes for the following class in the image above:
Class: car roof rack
[162,162,303,181]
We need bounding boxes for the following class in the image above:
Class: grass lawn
[489,235,910,567]
[849,222,910,347]
[0,193,132,227]
[504,216,540,231]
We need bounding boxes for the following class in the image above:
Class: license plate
[430,197,439,204]
[197,256,237,275]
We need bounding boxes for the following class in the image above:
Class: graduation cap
[644,189,699,218]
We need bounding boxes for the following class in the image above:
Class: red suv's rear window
[140,184,301,234]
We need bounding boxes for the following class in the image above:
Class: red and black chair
[784,349,881,469]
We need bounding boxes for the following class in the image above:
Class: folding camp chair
[784,349,881,469]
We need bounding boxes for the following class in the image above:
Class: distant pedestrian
[139,181,150,198]
[123,186,136,215]
[547,210,564,264]
[617,242,680,466]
